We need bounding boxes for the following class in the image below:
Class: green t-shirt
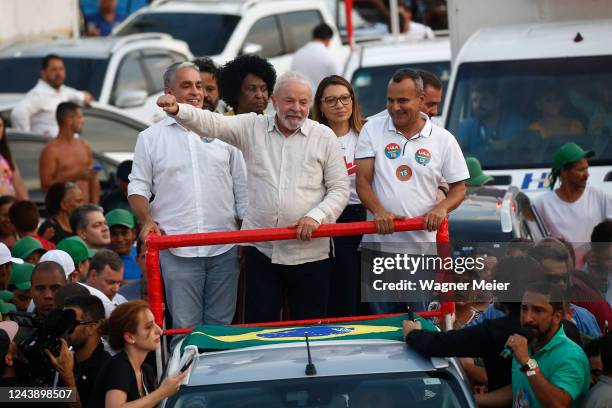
[512,325,590,408]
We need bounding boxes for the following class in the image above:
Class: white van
[443,1,612,197]
[344,36,451,117]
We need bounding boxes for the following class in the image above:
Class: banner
[182,314,437,351]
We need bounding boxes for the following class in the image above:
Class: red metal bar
[145,217,453,327]
[345,0,355,49]
[147,218,424,250]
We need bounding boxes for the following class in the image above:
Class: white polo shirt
[355,112,469,244]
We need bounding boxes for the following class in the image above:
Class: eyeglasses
[75,319,95,326]
[322,94,352,107]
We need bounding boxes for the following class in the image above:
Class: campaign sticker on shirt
[415,148,431,166]
[384,143,401,159]
[396,165,413,182]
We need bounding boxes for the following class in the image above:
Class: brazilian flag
[182,314,437,351]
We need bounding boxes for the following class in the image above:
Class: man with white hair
[156,71,349,323]
[129,61,246,331]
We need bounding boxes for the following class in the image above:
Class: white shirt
[403,21,435,41]
[532,186,612,244]
[337,129,361,205]
[77,283,127,317]
[10,79,86,137]
[128,116,248,258]
[172,104,350,265]
[290,41,340,93]
[355,112,469,244]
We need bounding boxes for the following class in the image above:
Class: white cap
[0,242,23,266]
[40,250,75,278]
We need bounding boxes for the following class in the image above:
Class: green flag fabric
[182,314,438,352]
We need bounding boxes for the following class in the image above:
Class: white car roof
[459,18,612,63]
[144,0,325,16]
[0,34,185,59]
[182,340,448,386]
[146,1,242,15]
[357,36,451,68]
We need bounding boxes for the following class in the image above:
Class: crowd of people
[0,18,611,408]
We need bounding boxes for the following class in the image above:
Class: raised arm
[157,95,255,153]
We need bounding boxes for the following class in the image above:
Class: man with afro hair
[219,54,276,115]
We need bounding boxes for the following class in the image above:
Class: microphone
[500,327,537,359]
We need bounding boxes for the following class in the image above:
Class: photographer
[64,295,110,404]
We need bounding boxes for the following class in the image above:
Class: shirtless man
[39,102,99,203]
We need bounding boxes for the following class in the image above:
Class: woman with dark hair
[91,301,186,408]
[219,54,276,115]
[0,117,28,199]
[38,181,84,244]
[0,195,18,248]
[312,75,366,317]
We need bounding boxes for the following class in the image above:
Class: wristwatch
[520,358,538,376]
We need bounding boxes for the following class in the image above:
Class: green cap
[57,236,96,264]
[465,157,493,187]
[106,209,136,229]
[9,262,35,291]
[11,236,45,260]
[549,142,594,189]
[0,290,13,301]
[0,300,16,315]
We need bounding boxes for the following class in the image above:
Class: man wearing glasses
[45,294,110,404]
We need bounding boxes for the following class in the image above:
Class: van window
[279,10,324,53]
[116,13,240,56]
[243,15,284,58]
[352,61,451,117]
[446,56,612,170]
[112,51,147,103]
[142,51,185,94]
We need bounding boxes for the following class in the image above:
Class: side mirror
[115,89,148,108]
[240,42,263,56]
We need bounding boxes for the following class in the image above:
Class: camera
[9,309,79,386]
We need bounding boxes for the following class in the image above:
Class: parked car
[114,0,348,75]
[0,33,192,123]
[448,187,548,256]
[6,103,148,208]
[161,339,476,408]
[344,36,451,117]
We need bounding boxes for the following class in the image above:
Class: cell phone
[180,354,195,373]
[92,163,104,172]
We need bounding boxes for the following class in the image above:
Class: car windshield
[166,372,469,408]
[445,56,612,170]
[116,13,240,56]
[351,61,451,117]
[0,57,108,98]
